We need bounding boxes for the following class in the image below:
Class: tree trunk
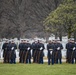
[58,26,62,41]
[74,30,76,42]
[59,32,62,41]
[45,32,49,43]
[55,32,57,39]
[68,31,72,39]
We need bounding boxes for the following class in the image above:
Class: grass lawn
[0,63,76,75]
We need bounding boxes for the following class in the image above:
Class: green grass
[0,63,76,75]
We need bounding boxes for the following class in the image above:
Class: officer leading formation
[2,38,76,65]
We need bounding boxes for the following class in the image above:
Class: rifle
[3,48,7,63]
[24,50,28,63]
[36,50,38,63]
[33,50,36,63]
[55,50,58,63]
[3,50,6,63]
[71,50,74,63]
[38,47,43,63]
[71,47,76,63]
[66,50,70,63]
[19,50,23,63]
[9,50,12,63]
[5,51,8,63]
[55,47,61,63]
[24,47,30,63]
[38,50,41,63]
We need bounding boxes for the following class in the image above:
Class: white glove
[50,51,52,54]
[27,47,30,50]
[57,47,60,50]
[40,47,43,50]
[73,47,75,50]
[49,49,53,51]
[11,47,14,50]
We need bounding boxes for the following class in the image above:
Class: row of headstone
[0,36,68,59]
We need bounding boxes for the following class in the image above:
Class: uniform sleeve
[2,44,4,49]
[18,44,20,49]
[29,44,32,50]
[15,44,17,49]
[47,44,49,50]
[61,44,63,49]
[43,44,45,50]
[66,43,68,49]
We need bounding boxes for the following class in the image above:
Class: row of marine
[2,38,76,65]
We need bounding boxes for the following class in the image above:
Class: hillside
[0,0,62,38]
